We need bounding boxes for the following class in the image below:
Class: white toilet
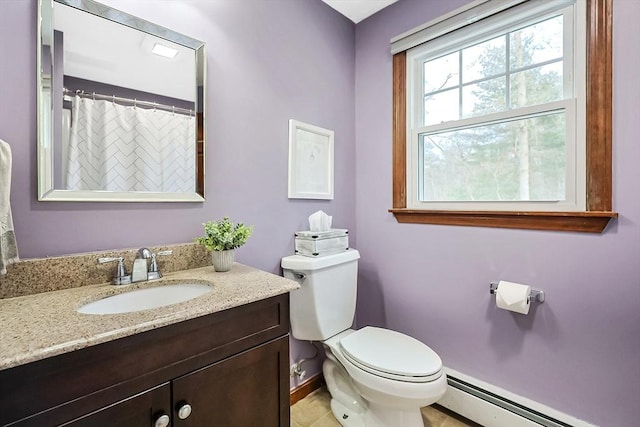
[282,249,447,427]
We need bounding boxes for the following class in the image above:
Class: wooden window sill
[389,209,618,233]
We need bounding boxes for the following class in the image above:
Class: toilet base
[323,358,366,427]
[329,397,426,427]
[365,403,424,427]
[323,355,428,427]
[330,399,365,427]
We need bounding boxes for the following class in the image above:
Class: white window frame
[405,0,586,212]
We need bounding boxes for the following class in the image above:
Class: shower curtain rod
[63,88,195,116]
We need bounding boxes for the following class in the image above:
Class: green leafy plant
[195,217,253,251]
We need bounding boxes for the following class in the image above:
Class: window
[409,4,580,211]
[390,0,616,232]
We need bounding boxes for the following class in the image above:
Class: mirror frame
[37,0,206,202]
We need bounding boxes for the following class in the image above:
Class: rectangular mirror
[38,0,206,202]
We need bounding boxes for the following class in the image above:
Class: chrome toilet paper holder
[490,282,545,303]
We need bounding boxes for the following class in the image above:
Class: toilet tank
[282,250,360,341]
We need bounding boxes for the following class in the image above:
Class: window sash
[409,100,578,211]
[405,2,584,212]
[408,4,576,128]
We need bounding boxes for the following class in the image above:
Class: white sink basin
[77,283,213,315]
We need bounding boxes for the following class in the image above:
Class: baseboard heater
[439,369,597,427]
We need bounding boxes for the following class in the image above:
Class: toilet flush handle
[291,271,306,282]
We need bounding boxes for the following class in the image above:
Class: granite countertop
[0,263,299,371]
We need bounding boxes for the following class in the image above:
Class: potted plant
[195,217,253,272]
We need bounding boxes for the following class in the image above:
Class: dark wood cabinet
[173,336,289,427]
[0,294,290,427]
[59,383,171,427]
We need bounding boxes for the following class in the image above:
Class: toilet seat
[338,327,443,383]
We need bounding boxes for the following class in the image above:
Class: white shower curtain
[66,96,196,193]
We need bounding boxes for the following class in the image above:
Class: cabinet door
[172,336,289,427]
[58,383,171,427]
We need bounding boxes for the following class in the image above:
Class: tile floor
[291,387,481,427]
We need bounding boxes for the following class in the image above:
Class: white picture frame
[288,119,334,200]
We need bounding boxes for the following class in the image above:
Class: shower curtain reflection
[65,95,196,193]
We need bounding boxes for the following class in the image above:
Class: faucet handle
[97,256,121,264]
[148,250,172,280]
[149,254,160,274]
[97,257,131,285]
[149,250,172,272]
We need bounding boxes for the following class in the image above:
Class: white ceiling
[322,0,399,23]
[54,2,196,102]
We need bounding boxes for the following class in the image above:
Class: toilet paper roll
[495,280,531,315]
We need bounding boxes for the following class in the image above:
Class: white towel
[0,139,19,275]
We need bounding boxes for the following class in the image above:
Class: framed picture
[288,119,334,200]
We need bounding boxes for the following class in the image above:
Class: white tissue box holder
[294,229,349,257]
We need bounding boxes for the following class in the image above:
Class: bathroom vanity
[0,264,298,427]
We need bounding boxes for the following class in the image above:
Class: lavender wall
[0,0,355,387]
[2,0,638,422]
[0,0,355,265]
[354,1,640,426]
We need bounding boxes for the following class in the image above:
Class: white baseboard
[439,385,542,427]
[438,368,598,427]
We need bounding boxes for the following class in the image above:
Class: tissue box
[294,229,349,257]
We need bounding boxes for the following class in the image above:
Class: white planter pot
[211,249,234,272]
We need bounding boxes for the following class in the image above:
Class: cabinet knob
[177,402,192,420]
[154,414,170,427]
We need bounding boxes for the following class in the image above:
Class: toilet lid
[339,327,442,383]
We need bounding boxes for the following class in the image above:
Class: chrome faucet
[98,248,173,285]
[147,250,173,280]
[97,256,132,285]
[131,248,152,282]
